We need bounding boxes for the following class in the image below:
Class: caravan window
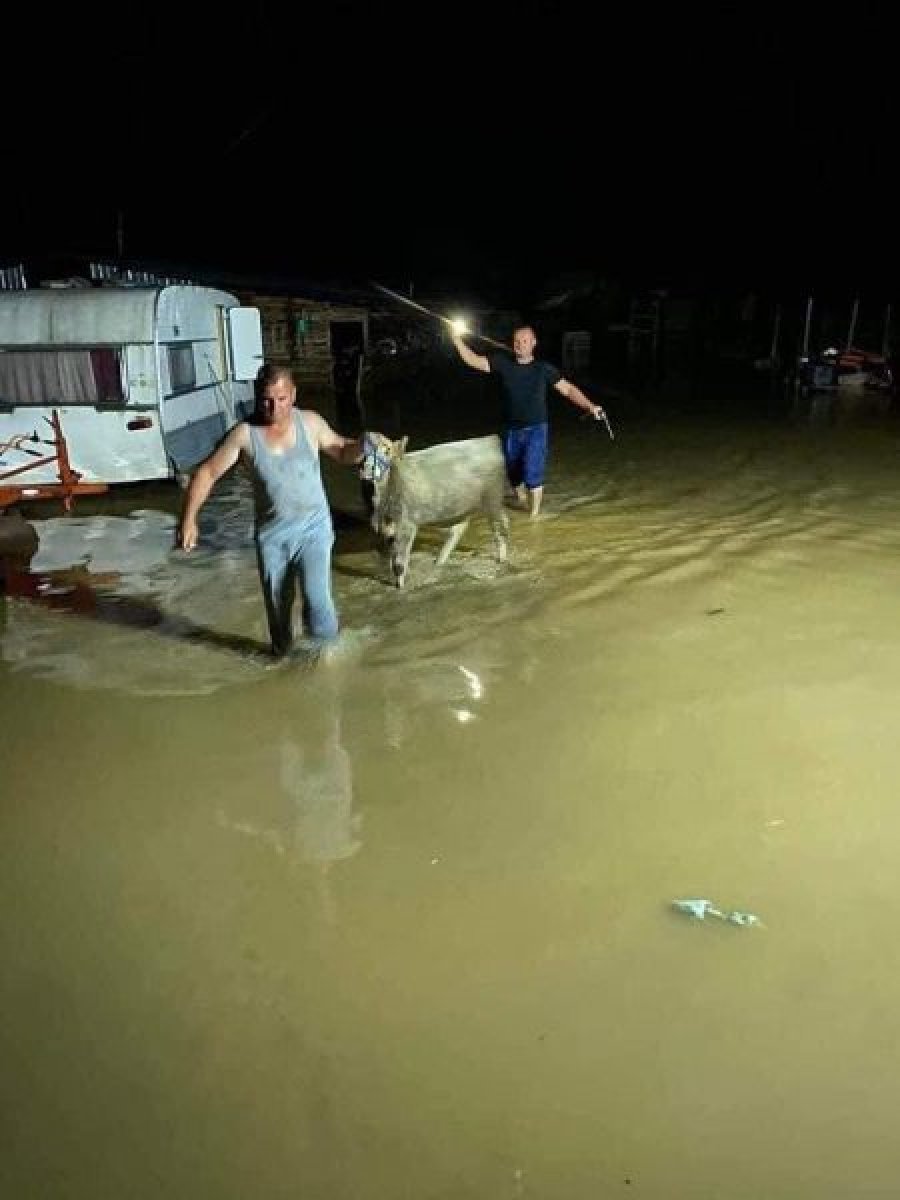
[167,344,196,393]
[0,349,124,407]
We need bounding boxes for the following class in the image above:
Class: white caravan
[0,284,263,486]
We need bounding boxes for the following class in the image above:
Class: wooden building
[238,286,372,420]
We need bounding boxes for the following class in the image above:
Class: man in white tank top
[178,364,369,657]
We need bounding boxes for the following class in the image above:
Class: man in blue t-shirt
[450,323,606,518]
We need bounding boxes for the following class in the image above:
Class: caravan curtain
[0,350,122,406]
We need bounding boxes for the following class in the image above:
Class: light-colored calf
[360,433,509,587]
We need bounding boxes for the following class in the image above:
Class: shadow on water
[0,500,389,666]
[0,551,272,659]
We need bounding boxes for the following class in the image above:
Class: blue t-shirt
[488,354,561,429]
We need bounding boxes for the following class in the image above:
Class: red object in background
[0,409,109,512]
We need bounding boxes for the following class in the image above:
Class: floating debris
[726,911,763,928]
[673,898,725,920]
[672,898,763,927]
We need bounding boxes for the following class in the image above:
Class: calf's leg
[436,519,469,566]
[491,509,509,562]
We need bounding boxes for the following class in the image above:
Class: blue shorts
[502,423,548,489]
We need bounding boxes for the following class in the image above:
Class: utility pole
[845,295,859,350]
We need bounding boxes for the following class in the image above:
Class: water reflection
[791,386,893,427]
[216,677,361,923]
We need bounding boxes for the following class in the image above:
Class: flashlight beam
[371,281,439,322]
[371,281,508,350]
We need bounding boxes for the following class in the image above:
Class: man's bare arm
[305,411,366,465]
[554,378,606,420]
[178,424,248,550]
[450,331,490,373]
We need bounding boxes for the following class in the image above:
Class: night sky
[3,3,895,302]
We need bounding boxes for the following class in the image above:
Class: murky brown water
[4,396,900,1197]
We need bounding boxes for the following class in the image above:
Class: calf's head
[358,432,408,529]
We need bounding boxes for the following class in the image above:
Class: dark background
[2,2,895,305]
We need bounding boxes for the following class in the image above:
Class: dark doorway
[330,320,366,433]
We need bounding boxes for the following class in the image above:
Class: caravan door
[228,307,264,382]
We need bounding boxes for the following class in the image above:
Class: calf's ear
[394,436,409,457]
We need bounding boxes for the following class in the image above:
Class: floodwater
[4,389,900,1198]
